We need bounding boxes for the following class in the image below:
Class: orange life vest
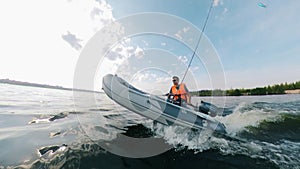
[171,83,189,102]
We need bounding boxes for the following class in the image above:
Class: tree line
[191,81,300,96]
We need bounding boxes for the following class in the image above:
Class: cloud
[104,42,144,61]
[213,0,223,7]
[61,31,83,51]
[192,66,199,71]
[138,73,150,82]
[174,26,190,40]
[222,8,228,15]
[91,0,114,25]
[105,45,128,60]
[175,32,183,40]
[134,46,144,59]
[62,0,115,52]
[178,55,188,64]
[142,40,149,46]
[155,77,170,83]
[135,72,169,84]
[90,7,103,19]
[183,27,190,33]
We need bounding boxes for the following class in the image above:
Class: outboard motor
[198,101,220,117]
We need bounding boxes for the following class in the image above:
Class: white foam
[147,102,300,168]
[258,140,300,168]
[151,123,229,152]
[28,118,50,124]
[217,102,280,135]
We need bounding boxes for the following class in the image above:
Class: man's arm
[167,88,173,99]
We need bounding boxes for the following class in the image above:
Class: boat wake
[144,101,300,168]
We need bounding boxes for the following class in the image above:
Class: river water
[0,83,299,169]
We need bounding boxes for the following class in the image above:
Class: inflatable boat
[102,74,226,133]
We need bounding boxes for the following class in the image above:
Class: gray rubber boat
[102,74,226,133]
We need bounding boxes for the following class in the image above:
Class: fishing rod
[181,0,214,83]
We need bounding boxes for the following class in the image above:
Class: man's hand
[164,93,172,96]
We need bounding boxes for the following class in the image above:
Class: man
[167,76,191,106]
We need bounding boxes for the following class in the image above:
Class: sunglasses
[172,79,177,82]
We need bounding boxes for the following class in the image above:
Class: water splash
[148,101,300,169]
[218,102,281,135]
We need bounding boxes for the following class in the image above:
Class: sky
[0,0,299,91]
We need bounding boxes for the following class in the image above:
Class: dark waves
[15,124,279,169]
[239,113,300,143]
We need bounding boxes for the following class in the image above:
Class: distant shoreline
[190,90,300,97]
[191,80,300,97]
[0,79,100,93]
[285,89,300,94]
